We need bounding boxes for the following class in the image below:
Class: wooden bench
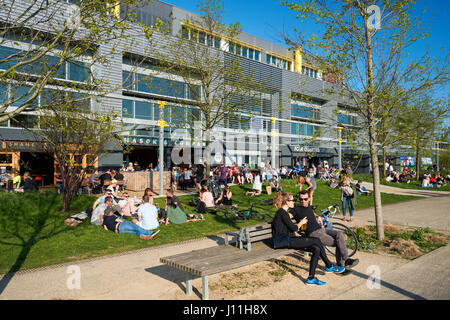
[160,223,309,300]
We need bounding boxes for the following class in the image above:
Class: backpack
[341,185,354,197]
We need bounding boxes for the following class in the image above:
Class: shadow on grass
[0,191,71,294]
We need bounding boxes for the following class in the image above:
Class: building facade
[0,0,372,181]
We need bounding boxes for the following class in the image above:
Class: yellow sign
[157,119,167,129]
[157,100,168,109]
[271,117,277,124]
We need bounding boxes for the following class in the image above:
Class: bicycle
[225,198,272,222]
[315,204,358,257]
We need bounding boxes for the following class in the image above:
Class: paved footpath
[1,188,449,300]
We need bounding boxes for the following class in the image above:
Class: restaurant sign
[1,140,44,151]
[293,146,320,153]
[123,136,173,147]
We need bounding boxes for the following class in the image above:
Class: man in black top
[165,188,184,211]
[292,190,359,270]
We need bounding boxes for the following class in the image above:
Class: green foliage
[0,179,421,274]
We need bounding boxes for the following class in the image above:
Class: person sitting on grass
[355,180,370,196]
[215,185,237,209]
[142,188,155,205]
[133,195,159,232]
[246,173,262,196]
[118,192,136,217]
[101,199,159,240]
[162,196,203,226]
[269,175,282,192]
[91,195,118,226]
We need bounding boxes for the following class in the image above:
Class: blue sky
[166,0,450,127]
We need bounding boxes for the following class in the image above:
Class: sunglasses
[287,199,295,202]
[299,198,309,201]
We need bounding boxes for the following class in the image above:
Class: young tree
[153,0,260,173]
[28,90,123,212]
[395,95,449,178]
[283,0,449,240]
[0,0,151,123]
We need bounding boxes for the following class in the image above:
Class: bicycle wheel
[325,223,358,258]
[252,211,271,222]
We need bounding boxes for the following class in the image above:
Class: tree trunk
[382,146,386,178]
[365,15,384,240]
[415,135,421,181]
[204,128,212,178]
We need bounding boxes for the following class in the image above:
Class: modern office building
[0,0,371,183]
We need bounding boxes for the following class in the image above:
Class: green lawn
[353,174,450,191]
[0,180,419,274]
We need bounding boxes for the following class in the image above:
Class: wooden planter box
[123,171,171,193]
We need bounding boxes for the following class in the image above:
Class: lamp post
[436,140,440,172]
[271,117,278,169]
[337,124,343,172]
[157,100,168,195]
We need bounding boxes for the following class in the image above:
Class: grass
[352,225,449,259]
[353,174,450,192]
[0,179,420,275]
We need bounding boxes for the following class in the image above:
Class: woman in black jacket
[272,192,343,286]
[22,172,38,192]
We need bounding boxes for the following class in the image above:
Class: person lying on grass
[160,197,204,226]
[101,196,159,240]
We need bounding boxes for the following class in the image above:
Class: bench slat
[160,246,235,266]
[248,234,273,243]
[247,229,272,239]
[244,224,272,232]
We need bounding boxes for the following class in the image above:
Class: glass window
[255,51,260,61]
[137,73,151,93]
[123,70,133,90]
[228,42,234,53]
[153,104,160,121]
[69,61,90,83]
[122,99,134,118]
[291,104,312,118]
[10,114,37,128]
[236,45,241,56]
[0,46,21,70]
[242,47,247,58]
[181,26,189,39]
[10,86,38,109]
[214,37,221,49]
[271,56,276,66]
[187,84,200,100]
[0,154,13,163]
[135,101,152,120]
[69,92,90,112]
[266,54,271,64]
[0,83,7,105]
[187,106,200,123]
[249,48,254,60]
[171,105,185,126]
[44,55,66,79]
[338,113,349,124]
[199,32,206,45]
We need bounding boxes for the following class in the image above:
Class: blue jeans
[342,196,354,217]
[118,221,155,236]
